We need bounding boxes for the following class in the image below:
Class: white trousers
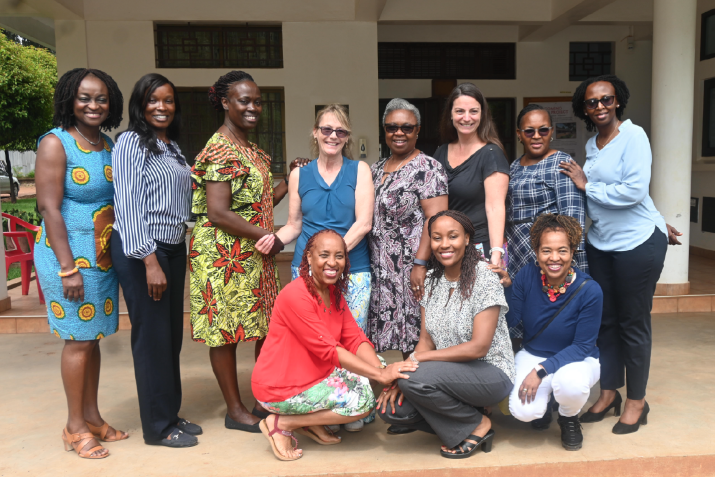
[509,349,600,421]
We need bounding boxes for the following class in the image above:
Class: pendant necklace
[226,123,248,148]
[385,149,415,175]
[597,121,620,149]
[541,268,575,302]
[75,126,100,146]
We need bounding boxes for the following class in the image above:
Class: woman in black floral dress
[368,99,448,356]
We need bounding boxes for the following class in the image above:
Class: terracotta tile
[0,318,16,333]
[677,296,713,313]
[16,318,50,334]
[652,297,678,314]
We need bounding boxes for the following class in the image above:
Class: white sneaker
[325,424,340,434]
[344,419,364,432]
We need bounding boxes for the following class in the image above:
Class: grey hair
[382,98,421,126]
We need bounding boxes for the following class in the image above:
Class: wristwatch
[535,365,548,379]
[413,258,429,267]
[284,175,289,185]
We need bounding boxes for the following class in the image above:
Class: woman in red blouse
[252,229,415,461]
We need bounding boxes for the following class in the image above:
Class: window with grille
[701,9,715,61]
[569,42,612,81]
[378,43,516,79]
[155,24,283,68]
[176,88,286,175]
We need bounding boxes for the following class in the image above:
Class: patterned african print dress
[34,128,119,341]
[367,153,448,353]
[189,133,280,347]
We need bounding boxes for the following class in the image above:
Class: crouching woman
[251,229,416,461]
[506,214,603,451]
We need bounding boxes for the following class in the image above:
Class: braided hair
[53,68,123,131]
[426,210,483,302]
[298,229,350,311]
[572,74,630,132]
[529,214,582,253]
[517,103,553,129]
[208,71,255,111]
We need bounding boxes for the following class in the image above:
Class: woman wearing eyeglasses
[368,99,448,363]
[504,105,589,353]
[560,75,667,435]
[256,103,375,431]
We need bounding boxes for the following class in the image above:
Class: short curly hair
[529,214,583,253]
[571,74,630,132]
[207,70,256,111]
[53,68,123,131]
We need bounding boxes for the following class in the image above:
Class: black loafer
[177,418,203,436]
[146,429,198,448]
[386,425,417,435]
[225,413,261,433]
[251,407,271,420]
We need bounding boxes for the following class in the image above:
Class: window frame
[569,42,613,82]
[154,24,284,69]
[702,77,715,157]
[702,9,715,61]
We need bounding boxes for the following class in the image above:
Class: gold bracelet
[58,267,79,278]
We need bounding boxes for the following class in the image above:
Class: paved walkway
[1,312,713,476]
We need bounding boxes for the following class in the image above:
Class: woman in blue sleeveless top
[256,104,374,430]
[35,69,126,459]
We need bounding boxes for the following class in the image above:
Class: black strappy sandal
[440,429,495,459]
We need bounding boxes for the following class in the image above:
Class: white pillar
[650,0,697,295]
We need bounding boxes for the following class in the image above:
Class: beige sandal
[295,426,342,445]
[61,427,108,459]
[86,421,129,442]
[259,416,301,461]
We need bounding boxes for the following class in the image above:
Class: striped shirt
[112,131,192,259]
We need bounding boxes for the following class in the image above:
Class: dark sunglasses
[317,126,349,138]
[584,95,616,110]
[384,124,416,134]
[519,127,552,138]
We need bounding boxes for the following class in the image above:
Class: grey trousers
[379,360,513,449]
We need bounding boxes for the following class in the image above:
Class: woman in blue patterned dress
[504,105,588,347]
[35,69,126,459]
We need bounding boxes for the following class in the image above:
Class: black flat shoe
[532,394,555,431]
[612,401,649,435]
[386,425,417,435]
[177,418,203,436]
[580,390,622,423]
[225,413,261,433]
[146,429,198,448]
[251,407,271,420]
[440,429,494,459]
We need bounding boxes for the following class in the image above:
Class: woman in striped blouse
[111,73,201,448]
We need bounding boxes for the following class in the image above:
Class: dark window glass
[569,42,612,81]
[701,10,715,60]
[176,88,286,175]
[155,24,283,68]
[702,78,715,157]
[378,43,516,80]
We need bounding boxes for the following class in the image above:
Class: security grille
[569,42,612,81]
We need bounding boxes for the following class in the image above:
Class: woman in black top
[432,83,510,272]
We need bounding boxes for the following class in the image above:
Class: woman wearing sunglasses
[560,75,667,435]
[256,104,375,431]
[433,83,510,268]
[504,104,589,352]
[367,98,447,373]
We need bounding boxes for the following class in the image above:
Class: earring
[309,268,312,277]
[550,137,554,142]
[224,106,228,110]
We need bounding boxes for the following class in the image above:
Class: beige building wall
[53,20,380,227]
[691,0,715,251]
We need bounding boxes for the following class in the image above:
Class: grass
[7,263,21,281]
[2,197,37,213]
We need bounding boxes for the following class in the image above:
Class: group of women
[34,67,677,461]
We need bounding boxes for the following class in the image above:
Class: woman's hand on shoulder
[559,159,588,191]
[289,157,311,172]
[487,263,511,287]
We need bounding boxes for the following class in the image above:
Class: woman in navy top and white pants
[560,75,668,435]
[112,74,201,447]
[507,214,602,451]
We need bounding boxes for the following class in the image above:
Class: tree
[0,29,57,202]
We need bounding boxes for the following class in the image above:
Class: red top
[251,277,372,403]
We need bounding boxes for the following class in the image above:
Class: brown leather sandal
[61,427,109,459]
[259,416,301,461]
[86,421,129,442]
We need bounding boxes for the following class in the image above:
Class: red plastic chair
[2,213,44,304]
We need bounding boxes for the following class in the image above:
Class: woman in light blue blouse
[560,75,666,436]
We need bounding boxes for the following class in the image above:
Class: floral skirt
[258,367,375,417]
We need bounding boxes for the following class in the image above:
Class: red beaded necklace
[541,268,575,302]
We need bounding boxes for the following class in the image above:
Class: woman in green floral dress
[189,71,290,432]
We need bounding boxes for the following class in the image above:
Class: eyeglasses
[584,95,616,110]
[519,127,552,138]
[384,124,417,134]
[317,126,349,138]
